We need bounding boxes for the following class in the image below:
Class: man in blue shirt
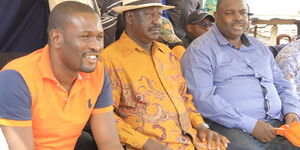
[180,0,300,149]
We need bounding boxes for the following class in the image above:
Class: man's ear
[124,11,134,25]
[49,29,63,48]
[186,24,193,33]
[214,11,218,21]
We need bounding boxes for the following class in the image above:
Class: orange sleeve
[0,118,32,127]
[92,105,114,114]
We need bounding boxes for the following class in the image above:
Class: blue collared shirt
[180,25,300,133]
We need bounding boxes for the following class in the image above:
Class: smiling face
[59,12,103,73]
[215,0,248,41]
[127,6,163,44]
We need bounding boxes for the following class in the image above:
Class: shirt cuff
[283,105,300,118]
[239,115,257,134]
[121,129,149,149]
[190,114,205,129]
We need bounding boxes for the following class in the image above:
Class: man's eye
[241,12,248,15]
[81,35,89,39]
[96,35,103,40]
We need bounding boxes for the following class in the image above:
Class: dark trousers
[74,131,98,150]
[205,119,300,150]
[74,122,98,150]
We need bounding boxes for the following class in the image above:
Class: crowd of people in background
[0,0,300,150]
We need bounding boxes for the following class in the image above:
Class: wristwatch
[200,122,210,129]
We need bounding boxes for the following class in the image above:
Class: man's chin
[150,35,160,41]
[79,66,96,73]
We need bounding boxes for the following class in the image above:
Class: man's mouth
[149,27,161,33]
[86,54,98,64]
[232,23,243,31]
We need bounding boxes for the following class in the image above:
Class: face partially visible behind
[215,0,248,41]
[129,7,163,44]
[187,18,214,39]
[60,12,103,73]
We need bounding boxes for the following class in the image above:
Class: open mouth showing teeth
[86,55,98,63]
[87,55,97,60]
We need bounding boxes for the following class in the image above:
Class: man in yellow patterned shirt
[100,0,229,150]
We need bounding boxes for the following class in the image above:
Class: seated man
[182,10,215,48]
[275,39,300,99]
[158,17,185,60]
[180,0,300,150]
[100,0,229,150]
[0,2,123,150]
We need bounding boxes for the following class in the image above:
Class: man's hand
[252,120,276,143]
[285,113,300,126]
[143,138,172,150]
[197,127,229,150]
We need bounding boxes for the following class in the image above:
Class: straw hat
[112,0,174,14]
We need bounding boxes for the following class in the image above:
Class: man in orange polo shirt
[0,2,123,150]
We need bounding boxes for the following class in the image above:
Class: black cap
[187,10,215,25]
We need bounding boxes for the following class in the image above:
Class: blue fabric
[180,25,300,134]
[161,0,169,19]
[0,70,31,120]
[94,68,113,108]
[0,0,49,52]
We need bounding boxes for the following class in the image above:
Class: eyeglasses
[191,22,215,29]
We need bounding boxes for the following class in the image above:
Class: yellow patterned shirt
[100,32,207,150]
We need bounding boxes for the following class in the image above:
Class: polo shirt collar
[119,32,166,57]
[38,45,90,82]
[212,25,251,47]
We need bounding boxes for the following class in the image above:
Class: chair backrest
[0,52,28,69]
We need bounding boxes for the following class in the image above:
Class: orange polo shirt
[0,45,113,149]
[100,32,207,150]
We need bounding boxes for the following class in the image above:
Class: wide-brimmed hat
[112,0,174,14]
[160,17,181,44]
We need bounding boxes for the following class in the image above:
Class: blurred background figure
[96,0,122,47]
[275,39,300,100]
[182,10,215,48]
[49,0,122,48]
[158,17,185,60]
[0,0,49,53]
[166,0,204,39]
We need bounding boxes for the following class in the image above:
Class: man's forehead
[66,13,100,25]
[221,3,247,11]
[219,0,247,9]
[62,13,102,31]
[139,6,162,12]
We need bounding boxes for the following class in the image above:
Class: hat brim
[193,14,215,24]
[112,3,174,14]
[160,34,182,44]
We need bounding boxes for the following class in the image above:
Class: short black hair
[47,1,97,33]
